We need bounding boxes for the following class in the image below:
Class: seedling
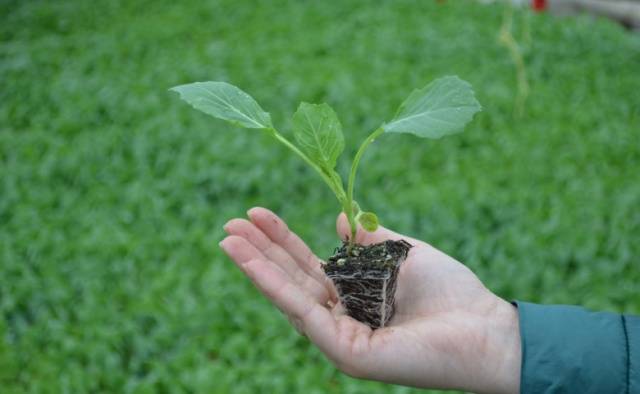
[171,76,481,327]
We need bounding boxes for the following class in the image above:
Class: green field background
[2,1,639,392]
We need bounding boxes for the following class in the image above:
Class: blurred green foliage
[1,0,639,392]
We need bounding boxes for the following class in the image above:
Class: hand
[220,207,521,394]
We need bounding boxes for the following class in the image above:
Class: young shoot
[171,76,481,250]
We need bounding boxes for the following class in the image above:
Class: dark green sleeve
[515,301,640,394]
[627,314,640,394]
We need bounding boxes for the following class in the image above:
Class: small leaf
[384,76,481,139]
[357,211,379,232]
[170,81,272,129]
[292,103,344,169]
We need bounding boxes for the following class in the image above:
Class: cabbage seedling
[171,76,481,327]
[171,76,480,243]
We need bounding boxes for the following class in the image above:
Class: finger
[243,258,341,361]
[288,315,305,336]
[336,213,423,246]
[220,235,329,303]
[219,235,266,268]
[223,219,331,303]
[247,207,337,298]
[224,218,307,278]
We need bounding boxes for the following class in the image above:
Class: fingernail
[223,218,236,231]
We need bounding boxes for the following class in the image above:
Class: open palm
[220,207,520,394]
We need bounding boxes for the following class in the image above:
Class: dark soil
[323,239,412,329]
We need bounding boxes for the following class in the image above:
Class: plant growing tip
[171,76,481,252]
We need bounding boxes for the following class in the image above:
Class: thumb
[336,213,421,246]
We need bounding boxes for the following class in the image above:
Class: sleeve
[626,314,640,394]
[514,301,640,394]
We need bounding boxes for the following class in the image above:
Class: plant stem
[269,128,347,204]
[499,3,529,117]
[346,127,384,244]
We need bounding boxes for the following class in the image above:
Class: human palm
[220,207,520,394]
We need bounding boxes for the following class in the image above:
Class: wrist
[481,298,522,394]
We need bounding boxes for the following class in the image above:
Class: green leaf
[383,76,481,139]
[292,103,344,169]
[357,211,379,232]
[170,81,272,129]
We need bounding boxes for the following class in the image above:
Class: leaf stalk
[269,128,347,204]
[345,127,384,244]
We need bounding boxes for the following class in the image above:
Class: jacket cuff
[515,301,627,394]
[624,314,640,394]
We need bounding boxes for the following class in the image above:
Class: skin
[220,207,521,394]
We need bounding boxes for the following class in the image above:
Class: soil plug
[325,240,412,328]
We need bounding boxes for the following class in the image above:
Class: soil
[323,239,412,329]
